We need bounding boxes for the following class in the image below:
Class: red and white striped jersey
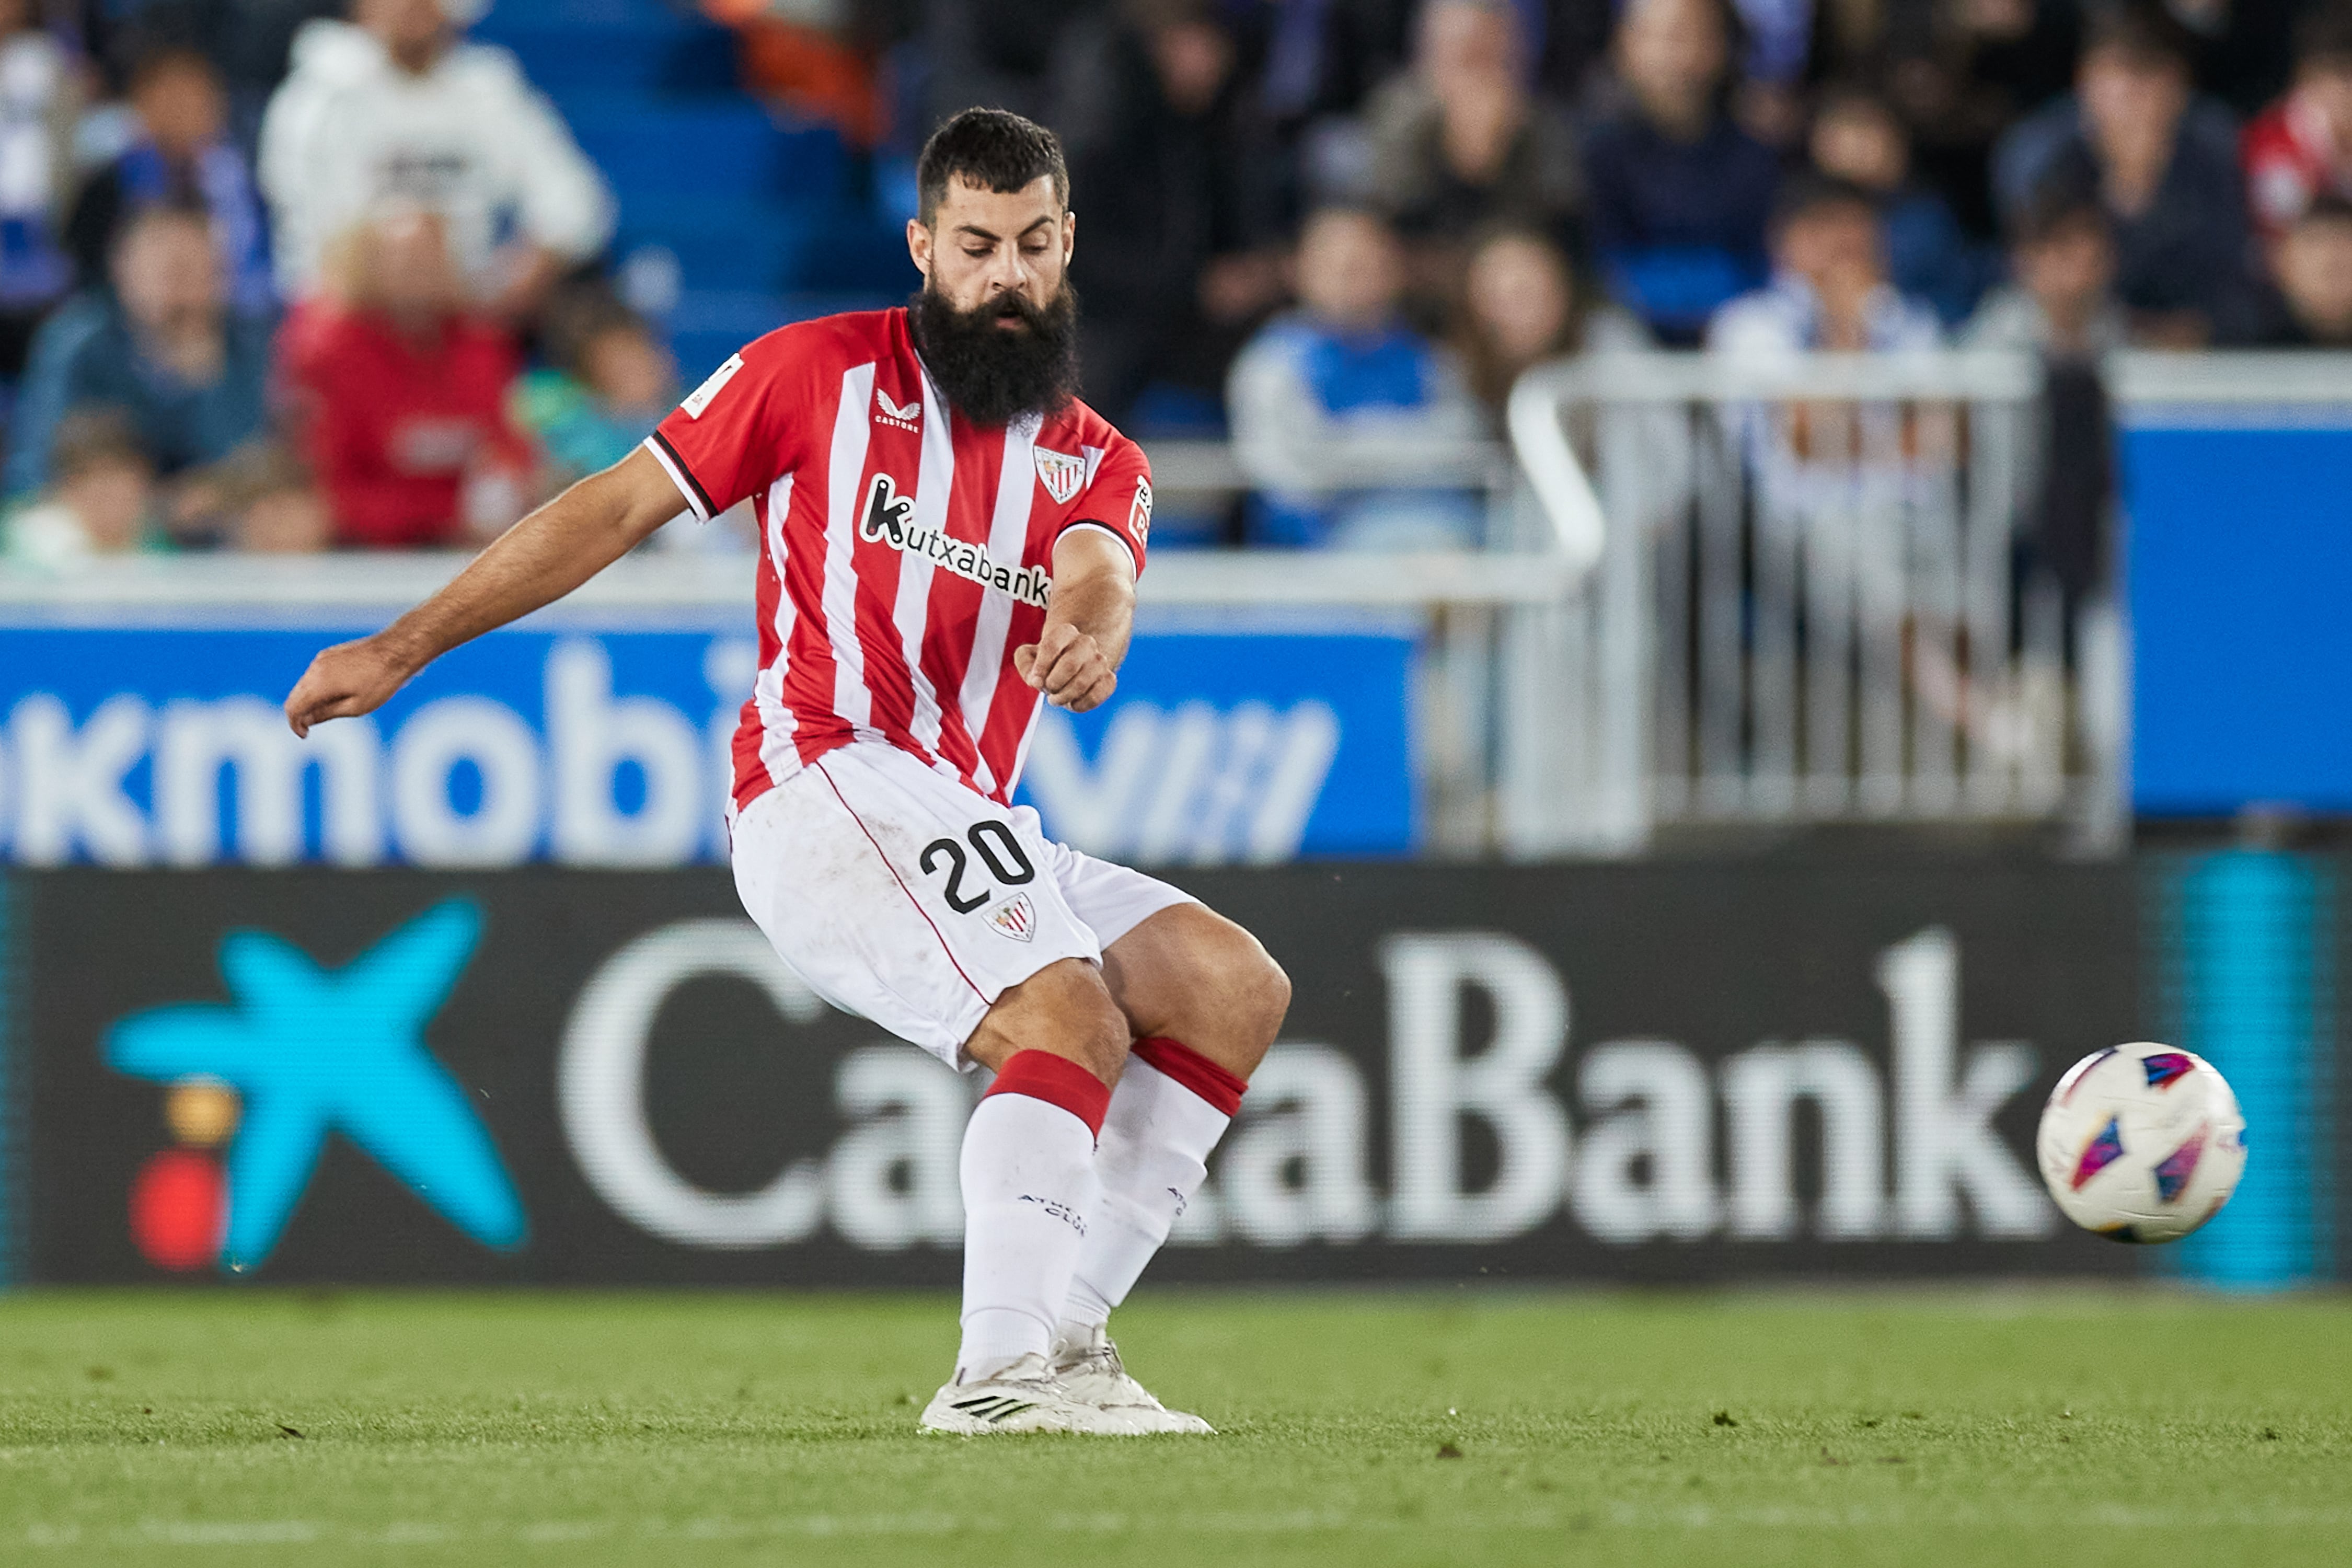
[644,308,1152,813]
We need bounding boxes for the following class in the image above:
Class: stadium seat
[562,101,847,204]
[467,24,736,95]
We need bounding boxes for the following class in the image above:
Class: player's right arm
[283,446,684,736]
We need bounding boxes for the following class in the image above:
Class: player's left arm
[1013,527,1134,713]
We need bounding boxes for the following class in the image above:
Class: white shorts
[730,740,1196,1068]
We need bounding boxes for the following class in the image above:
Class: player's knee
[1226,946,1289,1076]
[1170,926,1287,1078]
[977,957,1129,1085]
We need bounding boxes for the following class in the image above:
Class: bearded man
[282,108,1289,1435]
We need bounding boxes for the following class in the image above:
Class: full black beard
[908,281,1082,426]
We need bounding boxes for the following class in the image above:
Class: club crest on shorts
[985,892,1036,942]
[1033,446,1084,505]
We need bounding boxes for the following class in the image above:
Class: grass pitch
[1,1288,2346,1566]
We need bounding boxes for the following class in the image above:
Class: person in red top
[279,206,536,548]
[2244,7,2352,249]
[282,109,1288,1436]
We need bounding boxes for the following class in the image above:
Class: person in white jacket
[259,0,614,320]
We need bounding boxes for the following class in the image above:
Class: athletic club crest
[1033,447,1085,505]
[986,893,1036,942]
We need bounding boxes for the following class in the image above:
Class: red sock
[984,1048,1112,1136]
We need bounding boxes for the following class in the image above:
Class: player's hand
[1014,622,1117,712]
[284,635,417,737]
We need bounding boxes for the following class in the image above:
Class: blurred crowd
[0,0,666,565]
[9,0,2352,562]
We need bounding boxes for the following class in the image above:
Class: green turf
[0,1288,2346,1566]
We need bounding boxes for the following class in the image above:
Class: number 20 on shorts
[920,821,1037,913]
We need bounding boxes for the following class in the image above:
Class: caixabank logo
[17,859,2224,1284]
[104,901,525,1274]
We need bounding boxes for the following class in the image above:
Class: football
[2036,1043,2248,1243]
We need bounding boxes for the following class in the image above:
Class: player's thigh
[1039,833,1289,1077]
[730,746,1102,1068]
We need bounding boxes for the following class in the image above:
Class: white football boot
[919,1352,1142,1435]
[1051,1324,1215,1435]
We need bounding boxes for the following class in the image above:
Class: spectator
[3,409,156,566]
[1054,0,1285,425]
[2244,6,2352,249]
[1708,175,1943,353]
[2259,195,2352,345]
[1581,0,1780,344]
[1887,0,2083,239]
[177,440,334,553]
[1993,2,2253,345]
[258,0,614,321]
[1964,183,2129,358]
[1226,205,1483,549]
[1965,182,2121,625]
[64,46,274,317]
[1256,0,1417,129]
[512,289,676,489]
[279,206,535,548]
[1726,0,1814,148]
[5,204,271,498]
[704,0,893,148]
[2174,0,2303,118]
[0,0,79,376]
[1809,82,1989,325]
[924,0,1100,130]
[1361,1,1583,271]
[1452,224,1645,418]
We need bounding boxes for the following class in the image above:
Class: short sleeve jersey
[645,309,1152,812]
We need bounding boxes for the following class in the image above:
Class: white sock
[955,1055,1105,1383]
[1063,1047,1239,1332]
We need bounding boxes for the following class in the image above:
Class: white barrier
[1508,350,2128,856]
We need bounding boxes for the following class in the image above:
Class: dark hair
[539,282,655,379]
[1770,172,1880,236]
[125,41,219,95]
[111,195,212,259]
[2298,5,2352,71]
[2295,192,2352,228]
[1617,0,1749,105]
[1454,222,1595,409]
[2012,177,2112,248]
[1301,200,1399,239]
[916,108,1069,226]
[2082,1,2196,76]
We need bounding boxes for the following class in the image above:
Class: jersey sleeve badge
[1129,476,1152,544]
[1034,446,1085,504]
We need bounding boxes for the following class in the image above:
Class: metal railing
[1508,350,2126,856]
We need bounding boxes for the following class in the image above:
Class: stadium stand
[471,0,904,378]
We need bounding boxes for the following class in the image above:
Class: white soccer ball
[2036,1042,2247,1243]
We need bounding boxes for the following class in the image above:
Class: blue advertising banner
[0,623,1415,867]
[2127,422,2352,814]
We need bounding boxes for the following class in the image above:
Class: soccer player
[282,109,1288,1435]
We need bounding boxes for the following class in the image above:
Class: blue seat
[563,99,847,204]
[470,0,687,29]
[615,197,814,291]
[469,23,735,94]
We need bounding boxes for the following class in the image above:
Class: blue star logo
[105,899,527,1272]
